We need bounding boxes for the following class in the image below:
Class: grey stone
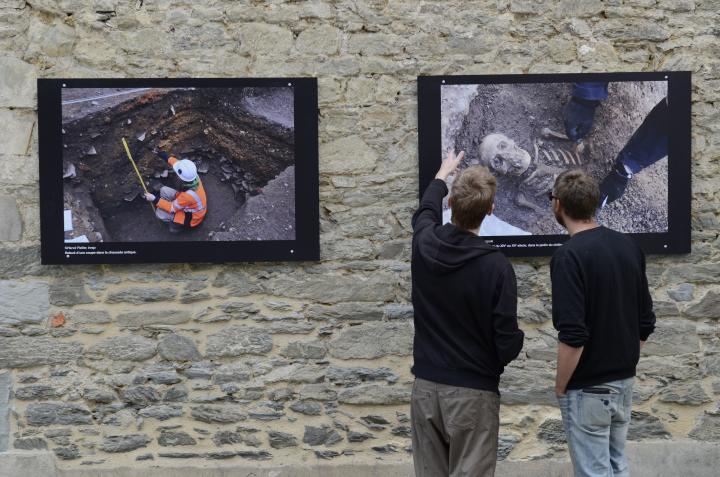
[49,281,93,306]
[212,363,252,383]
[0,56,37,107]
[164,385,189,402]
[500,360,556,405]
[262,364,326,384]
[0,196,21,241]
[280,340,327,359]
[0,327,19,337]
[0,247,42,279]
[0,372,9,451]
[66,310,111,325]
[537,418,566,444]
[689,411,720,441]
[138,404,183,421]
[497,434,520,461]
[26,402,92,426]
[268,431,298,449]
[658,382,712,405]
[315,450,342,459]
[684,291,720,320]
[82,387,116,404]
[0,109,34,155]
[664,263,720,284]
[348,431,374,442]
[264,270,396,304]
[139,365,182,385]
[117,310,192,328]
[191,405,246,424]
[86,335,157,361]
[372,444,399,454]
[627,411,671,441]
[183,362,218,380]
[289,400,323,416]
[14,437,48,450]
[328,322,413,359]
[391,426,411,438]
[14,385,60,400]
[306,302,384,321]
[338,384,411,405]
[303,425,343,446]
[136,454,154,461]
[206,326,273,357]
[236,450,272,461]
[100,434,151,453]
[158,431,196,446]
[597,19,670,41]
[213,428,261,447]
[121,386,161,406]
[265,321,316,334]
[518,300,551,324]
[326,366,399,384]
[106,287,177,304]
[158,333,202,361]
[653,300,680,317]
[384,303,413,321]
[298,384,337,401]
[0,281,49,326]
[360,415,390,430]
[641,320,699,357]
[54,444,80,460]
[320,136,377,174]
[157,452,201,459]
[667,283,695,302]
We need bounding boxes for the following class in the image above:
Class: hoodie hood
[417,223,497,275]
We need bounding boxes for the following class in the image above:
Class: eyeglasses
[547,190,558,201]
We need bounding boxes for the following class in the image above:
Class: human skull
[478,133,531,176]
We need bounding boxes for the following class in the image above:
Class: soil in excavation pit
[61,87,295,242]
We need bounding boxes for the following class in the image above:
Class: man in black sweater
[550,170,655,477]
[410,150,524,477]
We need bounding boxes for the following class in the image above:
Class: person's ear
[448,196,454,208]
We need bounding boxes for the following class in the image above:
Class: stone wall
[0,0,719,472]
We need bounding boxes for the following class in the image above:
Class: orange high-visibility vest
[156,156,208,227]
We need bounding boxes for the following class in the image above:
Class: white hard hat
[173,159,198,182]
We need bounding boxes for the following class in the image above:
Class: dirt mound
[62,87,295,242]
[452,81,667,235]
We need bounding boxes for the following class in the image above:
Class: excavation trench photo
[61,87,296,243]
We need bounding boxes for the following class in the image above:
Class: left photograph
[61,87,295,243]
[39,78,319,264]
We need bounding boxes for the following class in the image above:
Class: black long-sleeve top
[551,226,656,390]
[410,179,524,392]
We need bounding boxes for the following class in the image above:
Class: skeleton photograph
[61,86,296,243]
[441,80,668,236]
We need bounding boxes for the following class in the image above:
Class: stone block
[280,340,327,359]
[100,434,151,453]
[684,290,720,319]
[158,333,202,361]
[296,24,341,55]
[237,23,294,55]
[0,281,49,326]
[268,431,298,449]
[338,384,411,405]
[106,287,177,304]
[0,372,9,451]
[0,196,21,241]
[206,326,272,357]
[0,109,34,155]
[0,56,36,108]
[328,322,413,359]
[25,402,92,426]
[85,335,157,362]
[0,337,82,368]
[641,319,699,356]
[320,136,378,174]
[49,281,93,306]
[159,430,196,447]
[117,310,192,328]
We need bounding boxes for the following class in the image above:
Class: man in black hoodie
[410,150,524,477]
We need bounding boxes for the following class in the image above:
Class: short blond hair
[450,166,496,230]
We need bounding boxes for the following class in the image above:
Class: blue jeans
[557,377,634,477]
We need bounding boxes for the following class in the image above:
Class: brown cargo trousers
[411,378,500,477]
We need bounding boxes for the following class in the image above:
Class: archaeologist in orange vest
[142,149,207,233]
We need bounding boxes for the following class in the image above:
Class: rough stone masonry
[0,0,719,473]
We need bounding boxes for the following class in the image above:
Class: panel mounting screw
[290,249,294,254]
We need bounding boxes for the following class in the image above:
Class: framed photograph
[418,72,691,256]
[38,78,319,264]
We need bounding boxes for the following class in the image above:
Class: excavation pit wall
[1,0,720,474]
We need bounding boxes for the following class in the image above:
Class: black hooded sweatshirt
[410,179,524,392]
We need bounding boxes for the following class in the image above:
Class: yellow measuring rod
[121,137,155,212]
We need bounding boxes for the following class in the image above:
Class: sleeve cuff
[558,333,587,348]
[431,178,449,195]
[639,326,655,341]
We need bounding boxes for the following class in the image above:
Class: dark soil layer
[62,87,295,242]
[453,81,667,235]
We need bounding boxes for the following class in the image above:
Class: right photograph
[441,80,668,236]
